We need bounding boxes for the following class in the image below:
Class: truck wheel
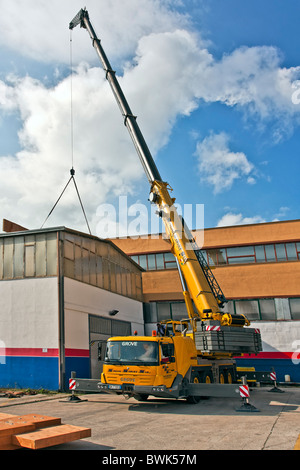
[133,394,149,401]
[186,373,201,404]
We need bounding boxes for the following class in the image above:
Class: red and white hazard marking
[69,379,76,390]
[254,329,260,334]
[270,371,277,381]
[239,385,250,398]
[205,325,221,331]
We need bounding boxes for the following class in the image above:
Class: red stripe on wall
[1,348,89,358]
[238,352,294,359]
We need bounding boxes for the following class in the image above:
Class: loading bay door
[89,315,131,379]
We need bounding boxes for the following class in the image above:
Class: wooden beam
[12,424,91,449]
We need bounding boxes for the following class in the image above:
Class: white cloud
[217,212,266,227]
[0,1,300,234]
[195,132,254,193]
[0,0,190,64]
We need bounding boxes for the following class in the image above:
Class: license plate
[108,384,122,390]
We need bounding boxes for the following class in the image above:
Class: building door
[89,315,131,379]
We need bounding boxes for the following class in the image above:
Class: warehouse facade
[0,227,144,390]
[112,219,300,382]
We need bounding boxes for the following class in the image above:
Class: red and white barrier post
[268,367,284,393]
[236,376,260,412]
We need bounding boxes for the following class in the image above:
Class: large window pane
[147,254,156,270]
[265,245,276,262]
[157,303,171,321]
[217,249,227,265]
[290,299,300,320]
[226,246,254,257]
[275,244,287,261]
[286,243,297,261]
[235,300,260,320]
[255,245,266,263]
[259,299,276,320]
[138,254,147,270]
[171,302,187,321]
[155,253,164,269]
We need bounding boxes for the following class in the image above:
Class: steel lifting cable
[41,30,92,235]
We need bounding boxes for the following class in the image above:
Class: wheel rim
[219,373,225,384]
[227,372,233,384]
[205,375,211,384]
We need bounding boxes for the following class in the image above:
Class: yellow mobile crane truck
[69,9,263,402]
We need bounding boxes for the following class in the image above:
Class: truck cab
[99,333,198,400]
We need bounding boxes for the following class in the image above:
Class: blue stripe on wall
[0,356,59,390]
[236,358,300,382]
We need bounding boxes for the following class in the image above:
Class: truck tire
[133,394,149,401]
[186,372,201,404]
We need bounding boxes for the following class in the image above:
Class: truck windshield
[105,340,159,366]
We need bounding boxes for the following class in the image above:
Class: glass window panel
[235,300,260,320]
[3,239,14,279]
[290,299,300,320]
[275,244,287,261]
[138,254,147,270]
[217,249,227,265]
[147,254,156,270]
[155,253,164,269]
[259,299,276,320]
[265,244,276,262]
[165,261,177,269]
[14,236,24,278]
[35,235,47,276]
[255,245,266,263]
[46,233,57,276]
[164,252,175,262]
[157,303,171,321]
[170,302,187,321]
[286,243,297,260]
[227,256,255,264]
[130,255,139,265]
[226,246,254,256]
[207,249,217,266]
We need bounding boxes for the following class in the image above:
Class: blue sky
[0,0,299,236]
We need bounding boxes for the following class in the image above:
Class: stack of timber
[0,412,91,450]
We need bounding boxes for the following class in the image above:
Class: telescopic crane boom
[69,8,250,331]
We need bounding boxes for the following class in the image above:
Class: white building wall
[0,277,59,349]
[64,277,144,351]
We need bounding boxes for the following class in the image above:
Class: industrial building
[0,218,299,391]
[112,218,300,383]
[0,226,144,390]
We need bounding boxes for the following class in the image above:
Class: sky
[0,0,300,239]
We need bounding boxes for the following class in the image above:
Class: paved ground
[0,385,299,452]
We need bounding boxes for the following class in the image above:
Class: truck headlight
[152,386,165,392]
